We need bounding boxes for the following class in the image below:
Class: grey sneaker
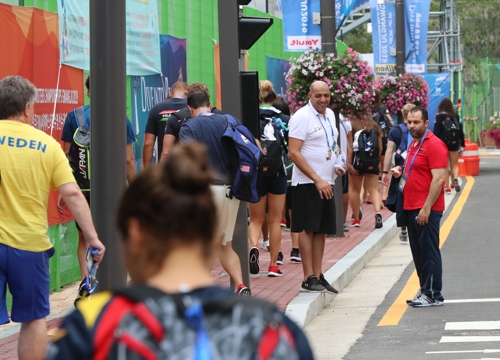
[343,221,350,232]
[406,290,421,304]
[454,178,461,193]
[375,212,383,229]
[319,273,338,294]
[399,228,408,244]
[301,275,326,293]
[410,294,444,307]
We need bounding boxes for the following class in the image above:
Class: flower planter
[480,130,500,149]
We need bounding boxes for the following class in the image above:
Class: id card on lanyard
[311,104,336,161]
[399,131,428,192]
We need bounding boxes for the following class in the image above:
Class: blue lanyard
[310,104,335,148]
[198,110,211,117]
[404,131,428,175]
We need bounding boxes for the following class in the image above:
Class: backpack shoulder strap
[74,106,87,128]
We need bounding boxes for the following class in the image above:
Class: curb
[285,214,399,328]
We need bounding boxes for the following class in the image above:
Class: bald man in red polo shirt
[391,106,448,308]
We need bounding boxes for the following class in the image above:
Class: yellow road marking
[378,176,475,326]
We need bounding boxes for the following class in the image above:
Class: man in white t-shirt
[288,81,345,293]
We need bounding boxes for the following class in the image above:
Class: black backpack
[67,106,91,191]
[442,116,461,146]
[373,112,392,150]
[353,128,380,173]
[259,114,287,177]
[94,285,301,360]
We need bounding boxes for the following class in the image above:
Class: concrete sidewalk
[0,199,396,358]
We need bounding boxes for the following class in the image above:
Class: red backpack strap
[93,296,135,360]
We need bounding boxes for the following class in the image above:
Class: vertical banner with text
[369,0,396,74]
[57,0,161,75]
[282,0,321,52]
[0,3,84,226]
[423,73,451,131]
[266,56,290,98]
[404,0,431,74]
[130,35,186,167]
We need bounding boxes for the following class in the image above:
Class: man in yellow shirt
[0,76,105,360]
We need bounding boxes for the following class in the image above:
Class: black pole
[396,0,405,75]
[218,0,250,288]
[321,0,343,237]
[320,0,337,56]
[90,0,128,290]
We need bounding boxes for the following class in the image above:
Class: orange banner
[214,43,222,110]
[0,3,84,226]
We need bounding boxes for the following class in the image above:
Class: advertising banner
[423,73,451,131]
[57,0,161,75]
[266,56,290,98]
[282,0,369,51]
[404,0,431,74]
[282,0,321,52]
[130,35,187,167]
[0,3,84,226]
[369,0,396,74]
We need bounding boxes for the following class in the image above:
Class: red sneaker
[280,219,287,227]
[235,284,251,297]
[268,265,283,277]
[352,220,361,227]
[444,188,451,194]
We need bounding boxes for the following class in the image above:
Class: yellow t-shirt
[0,121,76,251]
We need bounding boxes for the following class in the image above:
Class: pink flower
[348,48,353,53]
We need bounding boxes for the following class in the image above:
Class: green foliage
[457,0,500,61]
[343,26,372,54]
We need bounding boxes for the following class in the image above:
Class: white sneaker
[343,222,349,232]
[261,240,269,251]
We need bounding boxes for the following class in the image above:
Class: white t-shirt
[339,115,351,163]
[289,102,343,185]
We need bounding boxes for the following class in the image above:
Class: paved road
[307,156,500,360]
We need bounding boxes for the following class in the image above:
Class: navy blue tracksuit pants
[404,209,444,301]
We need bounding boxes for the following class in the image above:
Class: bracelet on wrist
[382,171,388,174]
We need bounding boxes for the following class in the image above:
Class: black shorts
[291,183,336,234]
[261,172,287,196]
[75,191,91,232]
[342,172,349,194]
[286,186,294,210]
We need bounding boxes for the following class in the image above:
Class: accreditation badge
[398,174,407,192]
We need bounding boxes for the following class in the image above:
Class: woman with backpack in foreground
[348,116,384,229]
[432,98,465,194]
[45,143,313,360]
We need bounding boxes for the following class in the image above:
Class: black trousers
[404,209,444,301]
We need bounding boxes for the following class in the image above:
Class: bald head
[308,81,331,115]
[310,81,329,93]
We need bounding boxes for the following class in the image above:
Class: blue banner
[58,0,161,75]
[282,0,321,52]
[130,35,187,168]
[423,73,451,132]
[369,0,396,74]
[282,0,369,51]
[266,56,290,98]
[405,0,431,74]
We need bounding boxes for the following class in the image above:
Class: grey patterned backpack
[95,285,301,360]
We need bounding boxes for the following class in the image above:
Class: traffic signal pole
[90,0,128,290]
[218,0,249,289]
[321,0,344,237]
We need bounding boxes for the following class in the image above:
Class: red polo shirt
[402,131,448,211]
